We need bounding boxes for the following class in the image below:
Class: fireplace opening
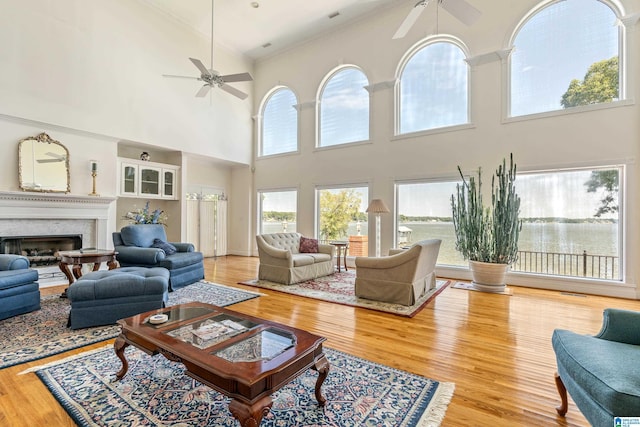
[0,235,83,267]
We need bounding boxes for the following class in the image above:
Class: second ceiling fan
[163,0,253,100]
[393,0,481,39]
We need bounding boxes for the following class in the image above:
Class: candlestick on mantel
[89,161,99,196]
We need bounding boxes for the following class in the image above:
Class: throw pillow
[299,236,319,253]
[151,238,177,255]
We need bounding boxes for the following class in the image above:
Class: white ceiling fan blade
[220,84,248,100]
[189,57,212,76]
[221,72,253,83]
[163,74,199,80]
[393,1,428,40]
[37,158,62,163]
[45,152,65,160]
[195,84,212,97]
[440,0,481,26]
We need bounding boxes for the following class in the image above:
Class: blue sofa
[113,224,204,291]
[0,254,40,321]
[552,308,640,426]
[67,267,169,329]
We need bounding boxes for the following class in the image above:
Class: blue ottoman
[67,267,169,330]
[0,255,40,321]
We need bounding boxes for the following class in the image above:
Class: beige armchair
[354,239,441,305]
[256,233,335,285]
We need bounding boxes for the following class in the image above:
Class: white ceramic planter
[469,260,509,293]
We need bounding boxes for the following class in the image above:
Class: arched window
[260,87,298,157]
[397,39,469,134]
[510,0,621,117]
[318,67,369,147]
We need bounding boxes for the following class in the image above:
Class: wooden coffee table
[114,302,329,426]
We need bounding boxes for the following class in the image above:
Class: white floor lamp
[366,199,390,257]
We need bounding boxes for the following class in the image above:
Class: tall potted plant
[451,154,522,292]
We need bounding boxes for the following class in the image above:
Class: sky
[398,168,620,220]
[511,0,619,115]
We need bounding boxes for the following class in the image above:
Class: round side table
[329,241,349,272]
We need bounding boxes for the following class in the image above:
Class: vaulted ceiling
[139,0,403,60]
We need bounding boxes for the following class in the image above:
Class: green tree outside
[585,170,619,218]
[560,56,618,108]
[561,57,619,217]
[262,211,296,222]
[319,190,362,240]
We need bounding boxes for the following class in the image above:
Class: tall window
[396,180,465,266]
[260,87,298,156]
[397,39,469,134]
[316,185,368,241]
[510,0,620,117]
[259,190,297,234]
[318,67,369,147]
[514,167,622,280]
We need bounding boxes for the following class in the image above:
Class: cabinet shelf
[118,158,179,200]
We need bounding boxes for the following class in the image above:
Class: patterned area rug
[0,281,260,369]
[29,345,454,427]
[240,270,450,317]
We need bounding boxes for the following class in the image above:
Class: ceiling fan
[37,152,67,163]
[162,0,253,100]
[392,0,481,39]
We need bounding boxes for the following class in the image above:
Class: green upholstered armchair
[552,308,640,426]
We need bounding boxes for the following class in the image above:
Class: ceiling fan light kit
[162,0,252,100]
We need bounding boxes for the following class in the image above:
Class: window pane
[260,190,297,234]
[399,42,468,134]
[511,0,619,116]
[514,168,621,280]
[320,68,369,147]
[317,186,369,241]
[396,181,465,266]
[262,89,298,156]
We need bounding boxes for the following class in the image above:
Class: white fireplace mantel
[0,191,116,249]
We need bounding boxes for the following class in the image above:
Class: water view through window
[259,190,297,234]
[396,167,621,280]
[259,167,621,281]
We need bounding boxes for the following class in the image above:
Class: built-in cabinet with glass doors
[118,158,179,199]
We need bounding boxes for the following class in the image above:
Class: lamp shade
[366,199,390,214]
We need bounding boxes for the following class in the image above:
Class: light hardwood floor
[2,255,639,426]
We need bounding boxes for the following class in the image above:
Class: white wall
[0,0,253,164]
[251,0,640,297]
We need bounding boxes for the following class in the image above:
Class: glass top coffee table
[114,302,329,426]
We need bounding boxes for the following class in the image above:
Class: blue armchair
[552,308,640,426]
[113,224,204,291]
[0,254,40,320]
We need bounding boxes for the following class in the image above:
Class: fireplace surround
[0,191,116,286]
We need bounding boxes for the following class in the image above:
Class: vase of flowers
[125,201,167,225]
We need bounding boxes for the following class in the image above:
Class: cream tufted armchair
[256,233,335,285]
[354,239,441,305]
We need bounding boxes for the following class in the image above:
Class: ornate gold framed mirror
[18,133,70,193]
